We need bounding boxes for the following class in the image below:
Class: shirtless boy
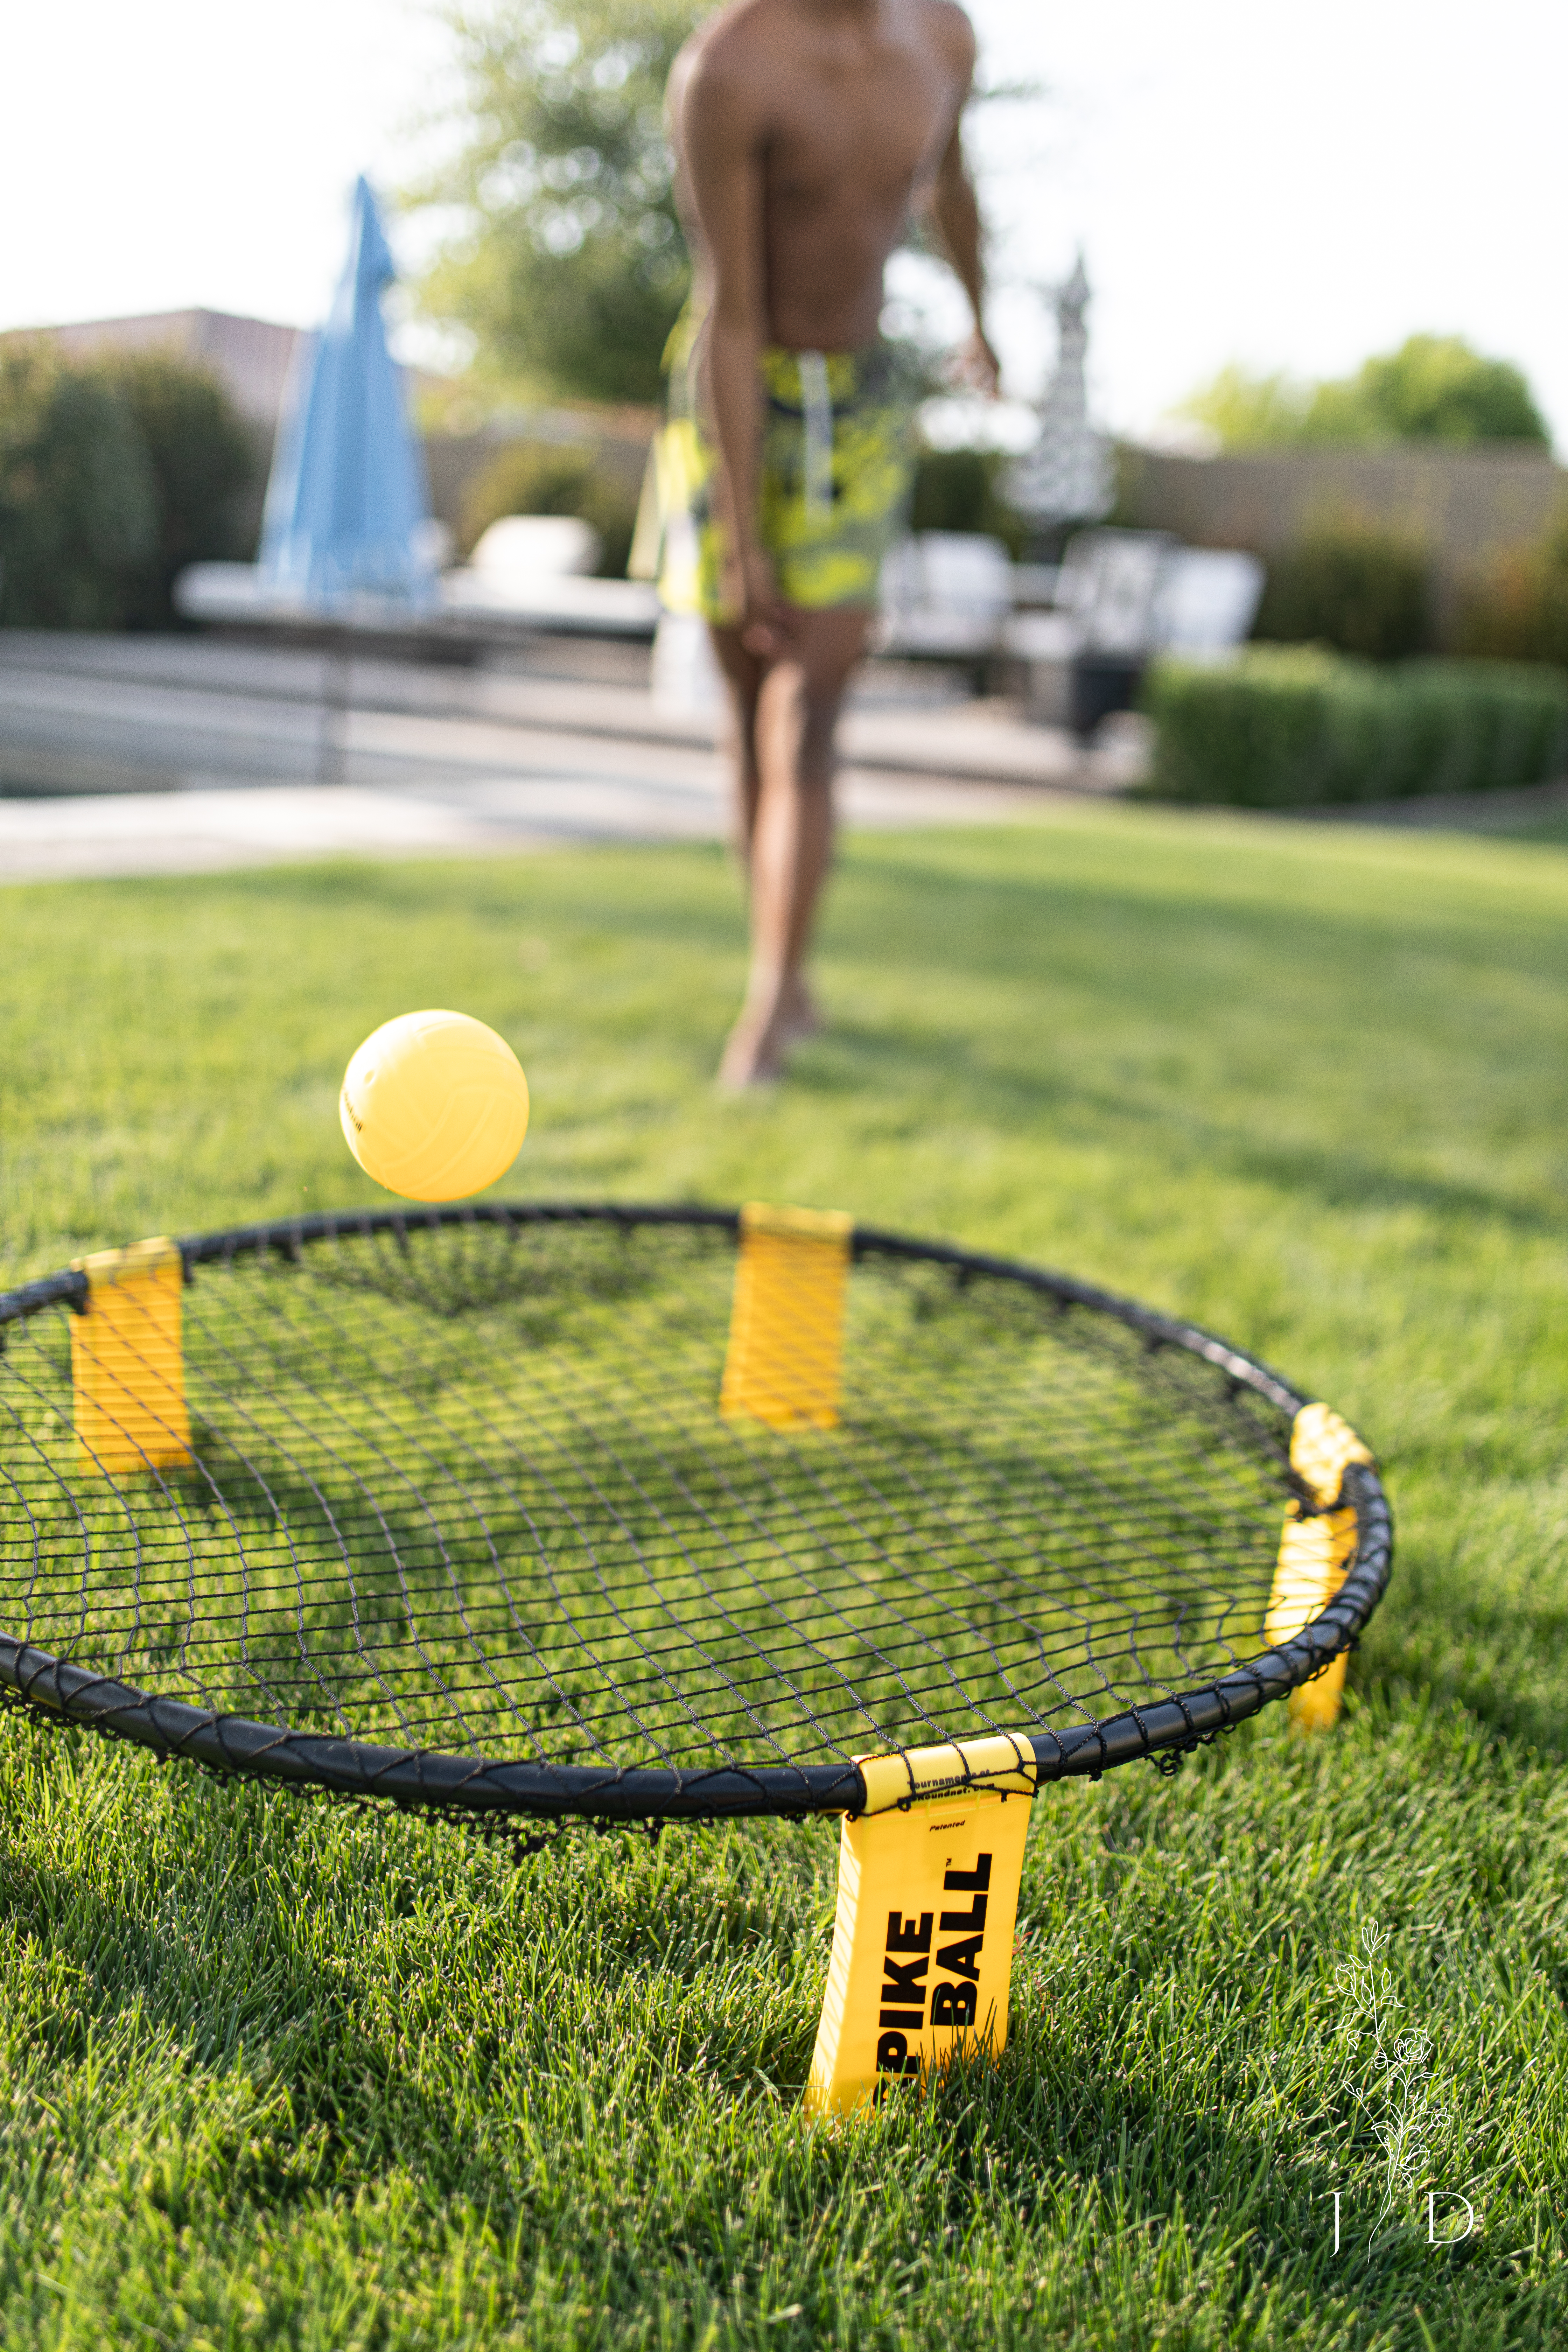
[664,0,997,1087]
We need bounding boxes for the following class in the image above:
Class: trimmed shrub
[0,346,158,629]
[1142,647,1568,808]
[457,437,642,576]
[1253,517,1434,661]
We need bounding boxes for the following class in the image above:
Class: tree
[1177,364,1314,451]
[1180,337,1550,453]
[408,0,702,408]
[1331,335,1548,447]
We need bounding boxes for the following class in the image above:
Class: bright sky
[4,0,1565,449]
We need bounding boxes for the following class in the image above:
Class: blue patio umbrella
[259,177,434,605]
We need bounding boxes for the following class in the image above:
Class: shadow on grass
[806,1013,1562,1241]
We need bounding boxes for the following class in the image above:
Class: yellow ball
[340,1010,530,1202]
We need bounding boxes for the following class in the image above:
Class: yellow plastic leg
[70,1237,192,1476]
[804,1779,1033,2118]
[1266,1403,1372,1731]
[720,1202,852,1432]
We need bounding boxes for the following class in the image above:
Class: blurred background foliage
[0,347,254,631]
[1251,515,1434,662]
[1181,336,1550,452]
[1455,502,1568,670]
[457,435,642,573]
[908,446,1028,558]
[1238,504,1568,675]
[407,0,701,408]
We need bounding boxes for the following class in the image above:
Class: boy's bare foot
[719,973,824,1087]
[778,976,822,1045]
[718,1001,792,1090]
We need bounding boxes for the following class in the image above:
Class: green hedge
[1142,648,1568,808]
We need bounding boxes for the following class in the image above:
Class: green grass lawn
[1,804,1566,2349]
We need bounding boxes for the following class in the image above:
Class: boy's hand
[951,328,1002,398]
[738,544,791,658]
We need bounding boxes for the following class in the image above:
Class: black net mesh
[0,1214,1302,1802]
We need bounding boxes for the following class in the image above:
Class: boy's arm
[928,121,1000,393]
[921,14,1000,396]
[677,48,783,648]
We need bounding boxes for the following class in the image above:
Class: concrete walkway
[0,629,1134,784]
[0,632,1140,884]
[0,766,1072,884]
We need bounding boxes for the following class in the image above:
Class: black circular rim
[0,1203,1394,1821]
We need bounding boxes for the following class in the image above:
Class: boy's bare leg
[713,604,870,1088]
[709,627,814,1036]
[710,619,816,1038]
[711,620,824,1038]
[709,620,764,864]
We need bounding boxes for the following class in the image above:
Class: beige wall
[1116,443,1563,614]
[0,309,303,427]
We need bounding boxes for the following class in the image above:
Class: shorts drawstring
[798,352,834,520]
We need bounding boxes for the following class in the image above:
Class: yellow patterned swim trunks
[648,310,919,623]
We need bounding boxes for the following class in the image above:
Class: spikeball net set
[0,1194,1391,2112]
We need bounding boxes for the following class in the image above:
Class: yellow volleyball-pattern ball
[340,1011,530,1202]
